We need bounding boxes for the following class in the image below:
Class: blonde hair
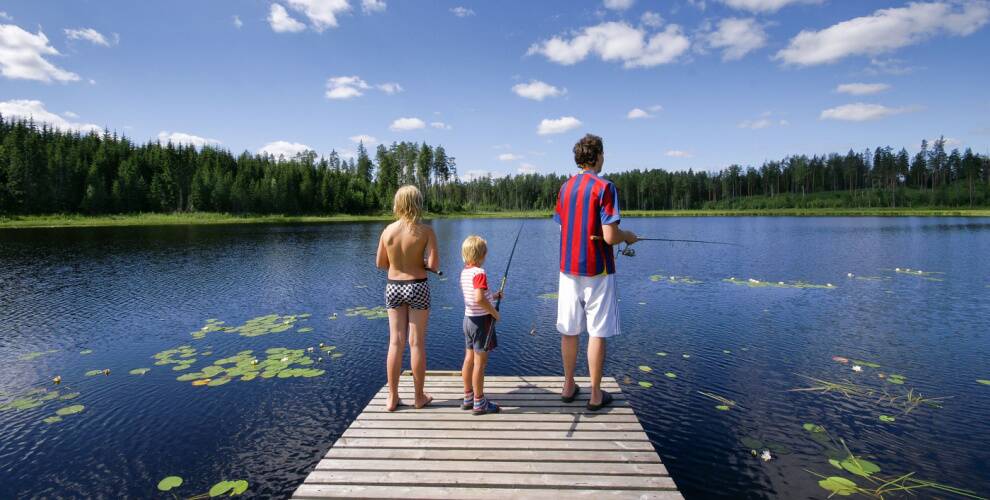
[393,185,423,225]
[462,235,488,265]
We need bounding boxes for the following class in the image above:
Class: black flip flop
[561,385,580,403]
[586,390,613,411]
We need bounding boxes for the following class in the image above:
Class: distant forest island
[1,116,989,224]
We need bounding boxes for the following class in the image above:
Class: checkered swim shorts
[385,278,431,310]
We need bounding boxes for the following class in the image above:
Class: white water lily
[280,357,289,363]
[852,365,863,372]
[53,375,62,384]
[307,347,314,352]
[760,450,772,461]
[847,273,854,277]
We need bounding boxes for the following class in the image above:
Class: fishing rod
[483,221,525,351]
[590,235,740,258]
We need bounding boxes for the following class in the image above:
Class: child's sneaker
[472,396,500,415]
[461,391,474,410]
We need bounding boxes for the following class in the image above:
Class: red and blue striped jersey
[553,171,621,276]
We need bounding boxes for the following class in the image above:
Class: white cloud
[285,0,351,31]
[450,6,475,17]
[0,25,80,82]
[361,0,386,14]
[0,99,99,132]
[325,75,370,99]
[0,12,12,21]
[376,82,403,94]
[64,28,113,47]
[233,15,243,28]
[498,153,522,161]
[259,140,312,159]
[512,80,566,101]
[527,21,690,68]
[349,134,377,144]
[157,131,221,148]
[268,4,306,33]
[738,118,772,129]
[537,116,582,135]
[835,82,891,95]
[627,108,650,119]
[603,0,635,10]
[430,121,452,130]
[390,117,426,131]
[865,57,918,75]
[665,150,693,158]
[820,103,917,122]
[641,11,663,28]
[776,1,990,66]
[720,0,821,13]
[518,162,539,174]
[703,17,767,61]
[63,110,79,118]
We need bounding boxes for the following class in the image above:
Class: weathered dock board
[292,374,682,499]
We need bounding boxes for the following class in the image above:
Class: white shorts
[556,272,620,338]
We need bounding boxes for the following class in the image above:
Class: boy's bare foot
[386,396,402,412]
[414,393,433,409]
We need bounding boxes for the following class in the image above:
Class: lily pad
[158,476,183,491]
[18,350,58,361]
[978,379,990,386]
[59,392,80,400]
[828,458,842,470]
[638,381,653,388]
[664,372,677,379]
[818,476,858,496]
[715,405,730,411]
[740,437,763,449]
[879,415,895,423]
[55,404,85,416]
[656,352,667,357]
[297,327,313,333]
[43,415,63,424]
[723,350,731,354]
[85,369,103,377]
[682,354,690,359]
[192,379,211,386]
[850,359,881,368]
[208,377,232,387]
[129,368,151,376]
[538,292,558,299]
[638,365,652,373]
[803,423,825,433]
[209,479,248,497]
[80,349,93,355]
[840,457,881,478]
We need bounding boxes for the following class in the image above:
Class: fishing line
[483,221,525,351]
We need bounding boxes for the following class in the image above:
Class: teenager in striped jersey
[554,134,638,411]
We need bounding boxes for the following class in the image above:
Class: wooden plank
[370,393,627,402]
[349,420,645,431]
[300,471,677,490]
[323,447,662,463]
[377,387,623,396]
[333,437,656,451]
[356,412,640,422]
[396,381,623,388]
[315,459,667,476]
[341,429,649,441]
[293,485,684,499]
[361,405,635,414]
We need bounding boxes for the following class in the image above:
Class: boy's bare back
[377,220,439,280]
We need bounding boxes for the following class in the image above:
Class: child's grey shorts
[463,315,497,352]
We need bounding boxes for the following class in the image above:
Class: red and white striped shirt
[460,266,494,317]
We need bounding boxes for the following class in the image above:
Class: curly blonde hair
[393,185,423,225]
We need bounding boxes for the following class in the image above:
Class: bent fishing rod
[483,221,525,351]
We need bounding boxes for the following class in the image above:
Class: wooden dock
[292,373,682,499]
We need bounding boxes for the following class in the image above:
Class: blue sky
[1,0,988,179]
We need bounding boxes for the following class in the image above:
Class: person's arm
[600,182,637,245]
[375,232,389,270]
[424,227,439,272]
[474,288,501,322]
[602,223,638,245]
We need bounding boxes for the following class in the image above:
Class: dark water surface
[1,217,989,499]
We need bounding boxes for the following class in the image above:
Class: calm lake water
[1,217,989,499]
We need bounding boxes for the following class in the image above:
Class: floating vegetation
[345,306,388,320]
[55,404,85,416]
[191,314,311,339]
[656,352,668,357]
[297,327,313,333]
[538,292,558,299]
[878,415,895,423]
[803,428,983,499]
[639,365,652,373]
[19,350,58,361]
[649,274,702,285]
[84,369,104,377]
[80,349,93,355]
[791,375,948,415]
[129,368,151,376]
[682,354,690,359]
[665,372,677,379]
[854,275,889,282]
[154,345,201,369]
[638,381,653,388]
[157,476,183,491]
[975,379,989,386]
[209,480,249,497]
[175,348,324,386]
[698,391,736,411]
[42,416,62,424]
[723,278,835,289]
[740,436,791,457]
[0,388,63,411]
[832,356,850,364]
[886,374,906,385]
[850,359,881,369]
[59,392,79,400]
[723,350,731,354]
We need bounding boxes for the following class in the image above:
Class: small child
[459,235,502,415]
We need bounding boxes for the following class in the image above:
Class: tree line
[1,115,988,216]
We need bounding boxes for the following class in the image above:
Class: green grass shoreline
[2,208,989,229]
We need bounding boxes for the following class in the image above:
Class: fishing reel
[618,243,636,257]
